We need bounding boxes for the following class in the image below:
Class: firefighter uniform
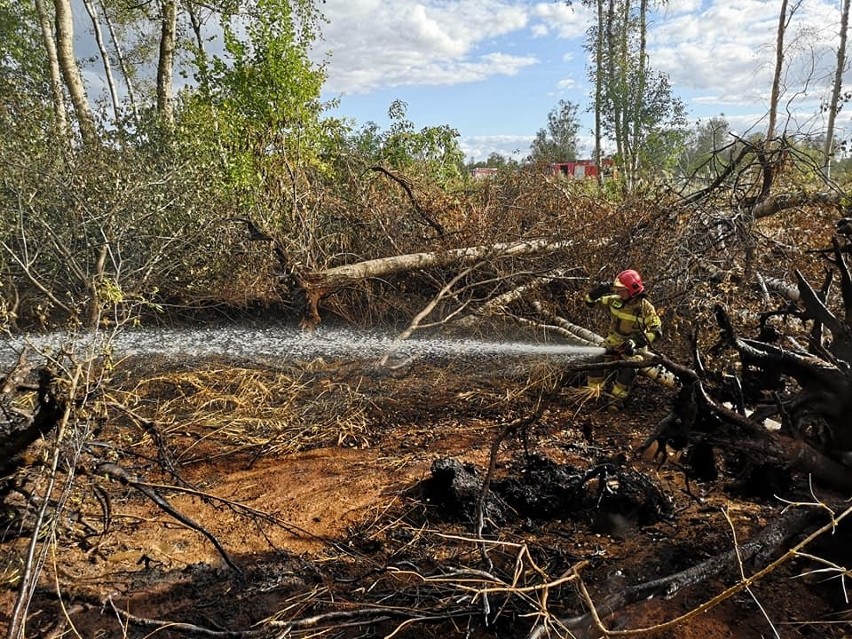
[585,271,662,408]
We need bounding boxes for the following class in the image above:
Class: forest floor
[1,348,851,639]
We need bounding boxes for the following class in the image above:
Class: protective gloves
[587,282,612,301]
[611,339,636,356]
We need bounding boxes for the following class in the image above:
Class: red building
[470,167,499,179]
[550,159,614,180]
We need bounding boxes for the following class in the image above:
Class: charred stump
[0,362,65,478]
[421,455,673,531]
[422,457,506,524]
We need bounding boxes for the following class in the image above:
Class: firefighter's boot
[606,382,630,412]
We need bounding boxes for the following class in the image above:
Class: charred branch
[680,143,752,205]
[531,505,825,639]
[710,433,852,492]
[228,217,297,289]
[0,365,65,478]
[711,283,852,479]
[831,237,852,326]
[793,269,844,337]
[94,461,243,574]
[751,191,842,220]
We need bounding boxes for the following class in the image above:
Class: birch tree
[591,0,685,186]
[766,0,795,142]
[823,0,850,177]
[82,0,121,122]
[32,0,68,138]
[100,0,139,123]
[53,0,97,146]
[156,0,177,124]
[582,0,606,175]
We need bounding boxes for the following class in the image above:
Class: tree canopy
[529,99,582,164]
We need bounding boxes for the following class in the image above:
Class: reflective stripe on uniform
[609,306,641,322]
[599,295,661,339]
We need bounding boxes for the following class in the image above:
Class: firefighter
[584,269,662,411]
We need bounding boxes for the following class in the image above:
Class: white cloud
[316,0,533,94]
[530,24,549,38]
[69,0,852,160]
[530,2,592,40]
[650,0,846,109]
[556,77,578,91]
[460,133,532,161]
[659,0,703,16]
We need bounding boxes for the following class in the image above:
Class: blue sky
[310,0,850,161]
[71,0,850,163]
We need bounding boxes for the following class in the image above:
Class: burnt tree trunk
[688,231,852,487]
[0,364,65,477]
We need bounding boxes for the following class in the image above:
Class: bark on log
[304,239,576,291]
[299,239,576,327]
[712,433,852,492]
[752,191,842,219]
[529,506,822,639]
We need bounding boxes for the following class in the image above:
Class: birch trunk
[82,0,121,122]
[101,1,139,122]
[33,0,68,139]
[594,0,604,178]
[300,239,577,327]
[767,0,789,141]
[54,0,97,145]
[630,0,648,182]
[156,0,177,124]
[822,0,850,177]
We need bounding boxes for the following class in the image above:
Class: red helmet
[613,269,645,297]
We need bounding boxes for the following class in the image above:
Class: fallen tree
[298,238,577,327]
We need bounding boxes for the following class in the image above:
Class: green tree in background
[529,99,581,164]
[588,0,687,186]
[466,152,517,170]
[678,116,733,180]
[348,100,465,183]
[631,69,688,174]
[201,0,330,180]
[0,0,51,132]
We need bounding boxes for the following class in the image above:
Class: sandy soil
[1,354,850,639]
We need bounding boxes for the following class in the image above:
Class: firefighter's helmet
[613,269,645,297]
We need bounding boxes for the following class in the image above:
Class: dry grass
[110,364,374,465]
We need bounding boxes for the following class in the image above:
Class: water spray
[0,326,608,368]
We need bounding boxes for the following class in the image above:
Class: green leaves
[348,100,465,184]
[190,0,333,191]
[0,0,51,128]
[529,100,582,164]
[584,0,688,185]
